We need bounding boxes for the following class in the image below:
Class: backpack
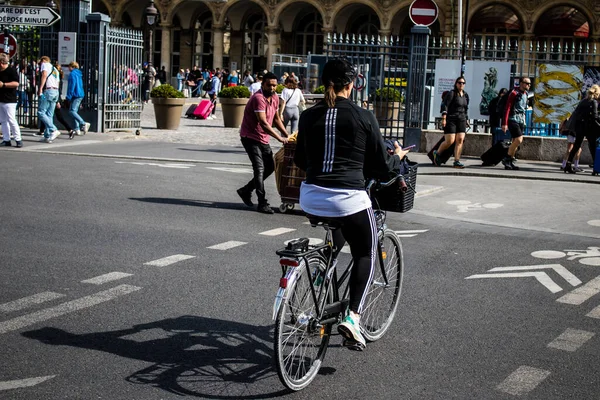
[202,79,213,92]
[497,89,523,118]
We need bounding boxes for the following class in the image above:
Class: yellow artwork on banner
[533,64,583,124]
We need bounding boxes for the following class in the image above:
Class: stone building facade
[22,0,600,77]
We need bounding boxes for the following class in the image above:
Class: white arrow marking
[488,264,582,287]
[0,375,56,391]
[466,272,563,293]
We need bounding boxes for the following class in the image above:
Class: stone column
[265,26,279,71]
[160,24,172,78]
[213,25,224,69]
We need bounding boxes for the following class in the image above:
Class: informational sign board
[58,32,77,65]
[0,6,61,27]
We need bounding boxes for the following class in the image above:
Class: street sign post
[409,0,439,27]
[0,6,61,27]
[0,33,17,58]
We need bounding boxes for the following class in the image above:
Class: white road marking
[394,229,429,234]
[259,228,296,236]
[487,264,581,287]
[0,292,65,313]
[447,200,471,205]
[466,272,563,293]
[586,304,600,319]
[547,328,595,352]
[115,161,195,169]
[556,276,600,305]
[496,366,550,396]
[143,254,196,267]
[531,250,566,259]
[580,257,600,266]
[0,375,56,391]
[207,167,253,174]
[81,272,133,285]
[588,220,600,227]
[24,140,102,151]
[207,241,247,250]
[0,285,142,334]
[396,234,417,237]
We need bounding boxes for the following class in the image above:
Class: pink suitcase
[193,99,214,119]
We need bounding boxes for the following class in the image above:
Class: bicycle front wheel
[360,229,404,341]
[274,255,332,391]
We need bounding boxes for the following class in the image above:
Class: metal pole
[148,27,153,65]
[461,0,469,77]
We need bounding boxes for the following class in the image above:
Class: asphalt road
[1,142,599,399]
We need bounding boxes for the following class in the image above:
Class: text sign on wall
[0,6,61,27]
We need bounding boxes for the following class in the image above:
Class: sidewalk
[16,101,600,185]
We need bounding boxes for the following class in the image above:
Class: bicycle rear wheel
[360,229,404,341]
[274,255,332,391]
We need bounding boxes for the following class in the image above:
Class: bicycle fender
[272,264,303,320]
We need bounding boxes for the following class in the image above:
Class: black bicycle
[272,175,407,391]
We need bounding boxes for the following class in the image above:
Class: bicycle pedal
[342,339,365,352]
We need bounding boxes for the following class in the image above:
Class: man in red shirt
[237,72,289,214]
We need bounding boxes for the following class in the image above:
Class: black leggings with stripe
[330,207,377,314]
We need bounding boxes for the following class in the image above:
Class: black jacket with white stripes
[294,97,402,190]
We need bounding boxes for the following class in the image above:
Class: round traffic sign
[0,34,18,58]
[409,0,439,27]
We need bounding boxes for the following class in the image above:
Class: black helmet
[321,58,357,87]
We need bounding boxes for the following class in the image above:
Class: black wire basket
[372,161,418,213]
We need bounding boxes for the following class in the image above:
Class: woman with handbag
[565,85,600,174]
[280,76,305,134]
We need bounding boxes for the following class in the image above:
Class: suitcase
[481,141,510,166]
[193,99,214,119]
[427,137,455,165]
[492,127,511,146]
[593,146,600,176]
[185,104,198,118]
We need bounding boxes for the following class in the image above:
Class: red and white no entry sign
[0,33,17,58]
[409,0,439,27]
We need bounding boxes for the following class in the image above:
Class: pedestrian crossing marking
[496,366,551,396]
[144,254,196,267]
[0,285,142,334]
[547,328,595,352]
[0,292,65,313]
[207,167,253,174]
[81,272,133,285]
[0,375,56,391]
[115,161,195,169]
[207,241,247,250]
[260,228,296,236]
[556,275,600,305]
[394,229,428,238]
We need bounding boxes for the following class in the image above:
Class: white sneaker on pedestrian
[49,130,61,141]
[75,130,82,136]
[33,132,44,137]
[338,310,366,351]
[83,123,90,134]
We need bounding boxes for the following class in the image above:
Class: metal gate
[325,33,410,139]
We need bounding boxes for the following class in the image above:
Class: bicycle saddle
[306,214,341,229]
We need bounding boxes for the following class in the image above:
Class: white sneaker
[75,130,82,136]
[338,311,366,350]
[83,123,90,134]
[49,130,61,141]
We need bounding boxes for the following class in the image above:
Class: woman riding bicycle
[294,58,409,350]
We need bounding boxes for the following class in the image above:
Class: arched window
[194,12,213,69]
[351,13,379,37]
[294,12,323,55]
[243,13,268,73]
[468,5,522,60]
[535,6,589,62]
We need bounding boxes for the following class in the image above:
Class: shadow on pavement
[177,147,247,154]
[22,316,294,398]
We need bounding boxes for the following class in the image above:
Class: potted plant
[313,85,325,94]
[373,87,402,130]
[151,84,186,130]
[218,86,251,128]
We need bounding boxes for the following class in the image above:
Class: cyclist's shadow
[22,315,291,399]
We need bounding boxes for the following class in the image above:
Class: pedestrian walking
[249,73,262,95]
[142,62,156,103]
[0,53,23,148]
[206,71,222,120]
[435,76,470,168]
[501,77,531,170]
[37,55,61,143]
[280,76,305,134]
[65,61,90,139]
[157,66,167,86]
[236,72,289,214]
[564,85,600,174]
[242,70,254,87]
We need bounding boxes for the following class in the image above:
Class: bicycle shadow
[22,315,298,398]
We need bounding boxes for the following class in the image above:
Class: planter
[220,97,249,128]
[152,97,186,129]
[374,101,402,131]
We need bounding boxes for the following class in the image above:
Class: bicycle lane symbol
[447,200,504,213]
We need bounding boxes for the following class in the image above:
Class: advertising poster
[582,66,600,94]
[533,64,583,124]
[431,60,512,122]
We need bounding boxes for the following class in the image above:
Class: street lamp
[145,0,158,65]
